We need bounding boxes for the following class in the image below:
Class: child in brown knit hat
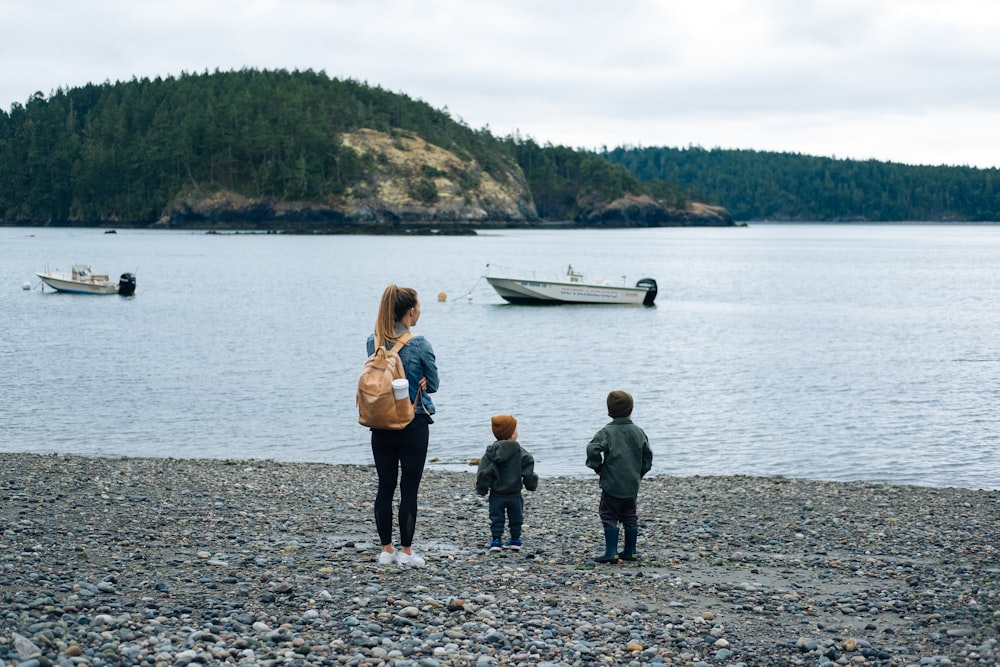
[475,415,538,552]
[585,390,653,563]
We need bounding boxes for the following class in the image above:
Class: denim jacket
[366,325,438,416]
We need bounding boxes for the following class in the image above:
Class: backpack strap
[389,332,413,352]
[389,332,427,414]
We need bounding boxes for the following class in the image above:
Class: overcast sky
[3,0,999,168]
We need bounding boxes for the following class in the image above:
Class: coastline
[1,453,997,666]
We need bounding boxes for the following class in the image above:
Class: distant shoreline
[0,219,740,232]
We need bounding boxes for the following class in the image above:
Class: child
[475,414,539,551]
[585,390,653,563]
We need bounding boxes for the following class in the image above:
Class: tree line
[602,145,1000,222]
[0,68,687,225]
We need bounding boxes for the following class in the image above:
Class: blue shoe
[503,538,522,551]
[489,539,502,552]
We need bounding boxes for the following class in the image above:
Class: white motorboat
[485,265,657,305]
[37,264,136,296]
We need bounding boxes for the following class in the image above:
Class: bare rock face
[338,129,538,225]
[161,129,538,230]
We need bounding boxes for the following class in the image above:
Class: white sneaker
[377,549,397,565]
[397,550,425,567]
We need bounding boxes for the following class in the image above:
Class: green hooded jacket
[476,439,539,497]
[585,417,653,498]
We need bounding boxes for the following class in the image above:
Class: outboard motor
[118,272,137,296]
[636,278,657,306]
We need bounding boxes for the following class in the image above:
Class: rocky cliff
[161,129,537,231]
[337,129,538,225]
[159,129,733,231]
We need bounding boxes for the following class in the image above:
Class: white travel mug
[391,378,409,400]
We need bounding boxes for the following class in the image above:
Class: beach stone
[90,613,114,627]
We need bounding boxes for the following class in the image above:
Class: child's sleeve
[521,449,539,492]
[475,450,495,496]
[585,429,607,474]
[641,431,653,477]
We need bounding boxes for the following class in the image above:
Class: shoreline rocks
[1,453,997,666]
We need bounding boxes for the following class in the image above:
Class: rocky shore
[1,453,997,666]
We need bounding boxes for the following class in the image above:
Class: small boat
[37,264,136,296]
[485,265,657,305]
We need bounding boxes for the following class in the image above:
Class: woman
[366,284,439,566]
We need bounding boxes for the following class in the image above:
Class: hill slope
[0,69,731,230]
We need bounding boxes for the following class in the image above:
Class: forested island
[2,68,996,229]
[0,69,729,231]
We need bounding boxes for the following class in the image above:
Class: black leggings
[371,417,430,547]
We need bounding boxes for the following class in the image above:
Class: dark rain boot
[594,526,620,563]
[619,527,639,561]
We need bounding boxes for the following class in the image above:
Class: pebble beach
[1,453,997,667]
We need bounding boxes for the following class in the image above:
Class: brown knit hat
[607,390,633,418]
[491,414,517,441]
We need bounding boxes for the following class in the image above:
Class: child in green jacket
[585,391,653,562]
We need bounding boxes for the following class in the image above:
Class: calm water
[2,225,998,490]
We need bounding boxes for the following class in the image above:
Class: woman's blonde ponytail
[373,284,418,348]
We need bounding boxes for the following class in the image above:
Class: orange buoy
[437,291,447,302]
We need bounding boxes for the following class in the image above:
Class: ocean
[2,224,998,490]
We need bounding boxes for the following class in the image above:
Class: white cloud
[1,0,998,167]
